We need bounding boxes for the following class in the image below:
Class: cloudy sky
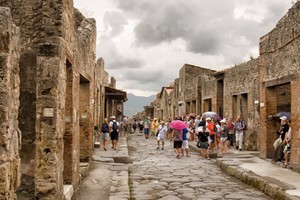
[73,0,292,96]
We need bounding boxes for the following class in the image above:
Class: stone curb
[215,157,299,200]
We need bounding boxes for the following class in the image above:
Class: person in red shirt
[206,117,215,151]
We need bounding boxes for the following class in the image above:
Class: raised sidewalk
[190,142,300,200]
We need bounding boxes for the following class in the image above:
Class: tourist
[188,117,196,142]
[109,116,120,150]
[151,118,159,137]
[274,116,289,162]
[181,127,190,157]
[234,116,245,151]
[138,119,144,133]
[196,117,210,159]
[227,118,235,146]
[132,120,137,133]
[173,128,183,159]
[156,121,167,150]
[214,118,221,149]
[283,120,292,168]
[206,117,215,152]
[165,120,172,139]
[143,117,150,139]
[219,119,229,156]
[100,118,110,151]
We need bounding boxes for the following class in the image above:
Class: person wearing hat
[234,116,245,151]
[109,116,120,150]
[156,121,167,150]
[273,115,289,162]
[219,119,229,156]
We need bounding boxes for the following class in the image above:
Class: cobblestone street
[128,133,271,200]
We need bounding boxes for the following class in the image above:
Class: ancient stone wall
[259,2,300,168]
[201,74,216,112]
[178,64,215,116]
[223,59,260,150]
[0,7,21,199]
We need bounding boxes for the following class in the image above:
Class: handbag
[273,137,282,149]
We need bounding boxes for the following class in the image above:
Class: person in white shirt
[156,121,168,150]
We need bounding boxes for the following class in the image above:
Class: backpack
[112,121,118,131]
[101,123,108,133]
[173,129,183,141]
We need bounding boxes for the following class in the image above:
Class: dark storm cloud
[116,0,290,58]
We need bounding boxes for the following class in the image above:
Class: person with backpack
[109,116,120,150]
[100,118,110,151]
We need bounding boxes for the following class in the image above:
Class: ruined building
[141,2,300,171]
[0,1,126,199]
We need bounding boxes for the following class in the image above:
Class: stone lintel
[263,74,299,88]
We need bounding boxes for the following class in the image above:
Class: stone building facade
[0,1,126,199]
[219,59,260,150]
[178,64,215,117]
[140,1,300,170]
[259,2,300,170]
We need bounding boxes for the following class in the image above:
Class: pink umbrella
[170,120,187,130]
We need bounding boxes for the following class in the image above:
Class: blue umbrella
[275,112,291,120]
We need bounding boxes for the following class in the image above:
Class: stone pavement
[128,134,270,199]
[78,132,300,200]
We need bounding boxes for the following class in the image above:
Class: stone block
[0,164,9,194]
[0,7,11,54]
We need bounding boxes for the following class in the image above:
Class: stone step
[92,156,114,163]
[94,142,101,148]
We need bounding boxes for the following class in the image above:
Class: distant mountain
[124,93,156,117]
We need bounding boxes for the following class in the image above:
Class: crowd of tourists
[97,113,291,168]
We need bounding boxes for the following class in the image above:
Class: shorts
[110,131,119,141]
[102,132,110,140]
[199,141,209,149]
[209,134,215,143]
[220,137,228,142]
[157,136,165,142]
[173,141,183,148]
[144,128,149,135]
[182,140,189,149]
